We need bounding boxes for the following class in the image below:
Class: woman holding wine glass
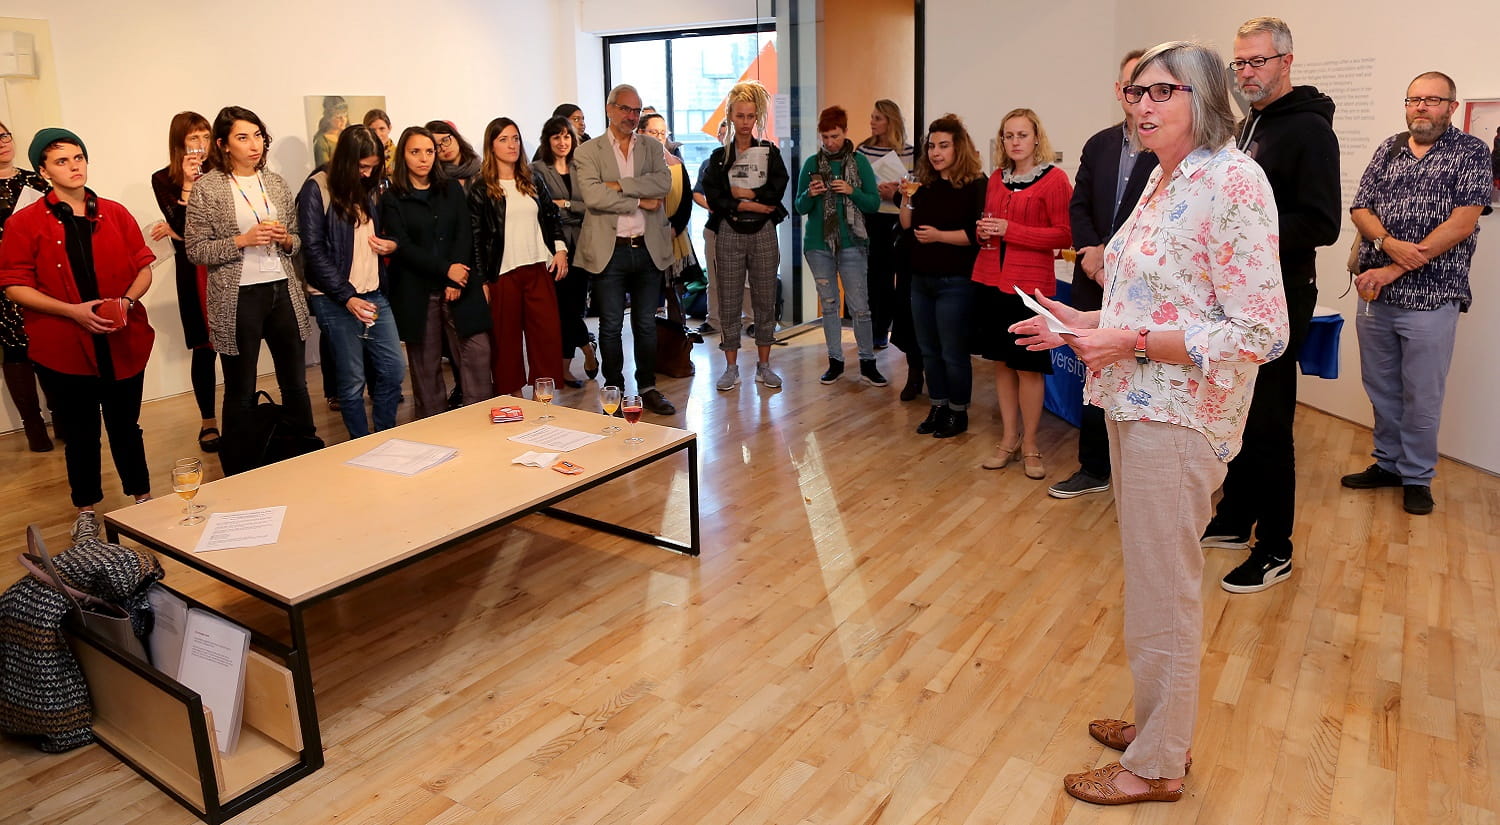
[150,111,220,453]
[899,114,987,439]
[186,106,319,474]
[972,108,1073,478]
[467,117,568,398]
[298,124,404,439]
[533,116,597,388]
[858,100,921,397]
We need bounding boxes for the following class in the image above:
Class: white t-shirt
[498,179,561,275]
[230,173,286,285]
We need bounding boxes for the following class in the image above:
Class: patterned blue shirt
[1352,125,1492,311]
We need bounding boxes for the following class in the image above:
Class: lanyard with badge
[231,172,283,272]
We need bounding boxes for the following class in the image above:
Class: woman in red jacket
[972,108,1072,479]
[0,129,155,537]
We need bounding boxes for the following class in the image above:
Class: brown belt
[615,235,647,248]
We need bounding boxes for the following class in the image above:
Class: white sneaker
[715,364,741,392]
[755,363,783,389]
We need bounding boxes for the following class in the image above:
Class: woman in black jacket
[298,125,404,438]
[379,126,491,419]
[468,117,567,397]
[700,81,790,391]
[533,116,596,387]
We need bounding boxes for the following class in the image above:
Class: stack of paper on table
[345,439,459,475]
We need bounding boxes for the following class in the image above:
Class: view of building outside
[609,30,778,270]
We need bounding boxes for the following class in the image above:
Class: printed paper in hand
[507,425,606,452]
[193,506,287,553]
[1017,289,1077,336]
[869,150,908,185]
[346,439,459,476]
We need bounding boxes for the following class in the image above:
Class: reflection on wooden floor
[1,321,1496,825]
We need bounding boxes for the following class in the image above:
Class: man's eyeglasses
[1227,53,1286,71]
[1122,83,1194,104]
[0,132,12,145]
[611,103,643,117]
[1403,96,1453,108]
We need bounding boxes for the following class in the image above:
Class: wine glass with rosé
[621,394,645,445]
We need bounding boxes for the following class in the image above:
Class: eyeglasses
[1227,53,1286,71]
[0,132,12,144]
[611,104,643,116]
[1403,96,1453,107]
[435,135,455,148]
[1122,83,1194,104]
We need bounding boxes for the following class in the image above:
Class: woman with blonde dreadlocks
[700,80,790,391]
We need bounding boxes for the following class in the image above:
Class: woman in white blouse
[186,105,319,473]
[466,117,569,397]
[1014,41,1289,806]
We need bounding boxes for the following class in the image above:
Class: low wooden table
[101,397,698,822]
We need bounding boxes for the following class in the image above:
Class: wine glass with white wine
[171,458,206,526]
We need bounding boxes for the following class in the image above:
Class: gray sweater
[185,169,311,355]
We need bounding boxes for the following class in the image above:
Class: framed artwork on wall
[1462,98,1500,205]
[304,95,387,169]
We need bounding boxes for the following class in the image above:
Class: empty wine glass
[600,385,622,434]
[171,458,205,526]
[622,394,644,445]
[534,377,556,422]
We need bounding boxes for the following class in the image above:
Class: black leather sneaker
[1221,553,1292,594]
[916,404,946,435]
[1403,484,1434,515]
[1341,463,1402,489]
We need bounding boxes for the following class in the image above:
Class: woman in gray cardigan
[533,116,595,387]
[186,106,318,473]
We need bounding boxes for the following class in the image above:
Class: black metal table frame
[101,437,698,823]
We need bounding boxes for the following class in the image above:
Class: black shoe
[641,388,677,416]
[933,409,967,438]
[1201,530,1250,550]
[1341,463,1402,489]
[582,341,599,379]
[695,322,717,335]
[1221,553,1293,594]
[1048,470,1109,499]
[820,357,844,384]
[916,404,946,435]
[745,322,756,337]
[899,371,924,402]
[446,387,463,410]
[859,359,888,387]
[1403,484,1434,515]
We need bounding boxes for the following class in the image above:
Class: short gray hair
[1236,17,1293,54]
[606,84,639,106]
[1130,41,1238,153]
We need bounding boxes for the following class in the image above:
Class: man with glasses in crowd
[575,84,678,415]
[1201,17,1341,594]
[1342,71,1490,515]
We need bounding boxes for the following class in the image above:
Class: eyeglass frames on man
[1403,96,1454,107]
[611,103,643,117]
[0,132,13,144]
[1227,53,1286,71]
[1122,83,1194,104]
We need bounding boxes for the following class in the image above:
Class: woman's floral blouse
[1089,142,1290,461]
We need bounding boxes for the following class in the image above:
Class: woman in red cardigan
[972,108,1072,479]
[0,129,156,536]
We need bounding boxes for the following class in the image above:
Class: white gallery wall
[929,0,1499,473]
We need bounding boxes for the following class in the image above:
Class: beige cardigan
[185,169,311,355]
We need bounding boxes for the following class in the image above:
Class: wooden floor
[1,322,1497,825]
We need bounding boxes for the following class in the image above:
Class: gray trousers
[1355,298,1460,483]
[715,222,779,351]
[406,291,493,419]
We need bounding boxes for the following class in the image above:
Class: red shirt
[0,192,156,378]
[970,165,1073,295]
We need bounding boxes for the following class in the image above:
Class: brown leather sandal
[1088,719,1192,772]
[1063,762,1182,805]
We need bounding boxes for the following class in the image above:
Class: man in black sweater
[1205,17,1341,593]
[1048,50,1158,500]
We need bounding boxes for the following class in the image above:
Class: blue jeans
[591,245,661,393]
[806,246,874,361]
[910,275,973,408]
[310,292,405,438]
[1356,299,1459,483]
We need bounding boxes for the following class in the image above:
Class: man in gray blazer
[575,84,677,415]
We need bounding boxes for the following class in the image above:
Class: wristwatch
[1372,235,1387,252]
[1134,329,1150,365]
